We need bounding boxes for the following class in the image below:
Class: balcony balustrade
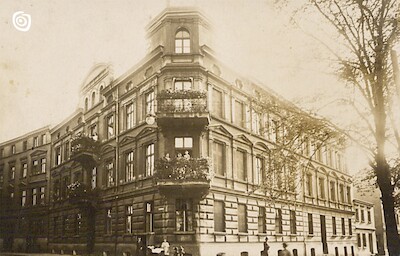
[67,181,99,208]
[156,90,210,129]
[154,156,213,197]
[70,134,100,169]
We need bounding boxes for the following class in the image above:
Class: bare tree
[276,0,400,254]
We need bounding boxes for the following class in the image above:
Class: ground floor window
[176,199,193,232]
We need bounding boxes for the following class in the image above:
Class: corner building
[1,8,356,256]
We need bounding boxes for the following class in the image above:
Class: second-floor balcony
[67,181,99,208]
[71,134,100,169]
[156,90,210,129]
[154,156,213,197]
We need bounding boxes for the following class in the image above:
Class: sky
[0,0,382,170]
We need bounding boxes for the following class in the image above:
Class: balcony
[70,134,101,169]
[154,157,213,197]
[67,181,99,208]
[156,90,210,130]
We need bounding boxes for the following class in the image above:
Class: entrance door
[320,215,328,254]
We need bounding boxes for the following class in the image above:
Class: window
[214,201,225,232]
[290,210,297,234]
[126,205,134,234]
[361,209,365,222]
[125,151,135,182]
[356,208,360,222]
[234,101,244,127]
[308,213,314,234]
[236,150,247,181]
[339,184,345,203]
[55,147,61,165]
[330,181,336,201]
[85,98,89,111]
[346,186,351,203]
[252,110,261,135]
[39,187,45,204]
[357,234,361,247]
[212,88,223,118]
[332,216,337,235]
[174,79,192,90]
[32,159,39,175]
[64,141,70,160]
[335,247,339,256]
[145,91,155,115]
[145,144,155,177]
[107,115,115,139]
[238,204,248,233]
[348,218,352,235]
[10,165,15,180]
[106,161,114,187]
[306,173,313,196]
[362,233,367,248]
[23,141,27,151]
[368,233,374,253]
[256,156,264,184]
[344,247,348,256]
[258,206,266,233]
[367,209,371,223]
[91,91,96,107]
[341,218,346,235]
[12,145,16,154]
[126,103,134,130]
[41,158,46,173]
[213,142,225,176]
[61,176,69,199]
[175,137,193,157]
[22,163,27,178]
[319,177,326,199]
[33,136,39,147]
[21,190,26,207]
[53,180,60,201]
[91,167,97,189]
[275,208,283,234]
[41,134,46,144]
[126,81,133,92]
[74,213,82,235]
[176,199,193,232]
[145,201,154,232]
[32,188,37,205]
[106,208,112,234]
[175,29,190,53]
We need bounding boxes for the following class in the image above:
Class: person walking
[281,242,292,256]
[261,237,269,256]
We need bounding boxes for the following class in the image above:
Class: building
[0,7,357,256]
[353,199,377,255]
[0,127,51,252]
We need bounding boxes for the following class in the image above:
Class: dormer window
[175,29,190,54]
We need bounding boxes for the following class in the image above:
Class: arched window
[175,29,190,53]
[91,92,96,107]
[85,98,88,111]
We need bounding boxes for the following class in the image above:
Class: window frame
[175,29,191,54]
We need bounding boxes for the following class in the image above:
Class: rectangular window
[256,156,264,184]
[362,233,367,248]
[339,184,345,203]
[145,144,155,177]
[126,205,134,234]
[33,137,39,147]
[236,150,247,181]
[106,208,112,234]
[214,201,225,232]
[55,147,61,166]
[64,141,70,160]
[213,142,225,176]
[356,208,359,222]
[234,101,244,127]
[74,213,82,235]
[107,115,115,139]
[361,209,365,222]
[367,209,371,223]
[348,218,352,235]
[145,201,154,232]
[176,199,193,232]
[368,233,374,253]
[306,173,313,196]
[341,218,346,235]
[21,190,26,207]
[319,177,325,199]
[330,181,336,201]
[212,88,223,118]
[174,80,192,91]
[106,161,114,187]
[91,167,97,189]
[145,91,155,115]
[61,176,69,199]
[258,206,266,233]
[39,187,45,204]
[10,165,15,180]
[252,110,261,135]
[290,210,297,234]
[41,158,46,173]
[41,134,46,144]
[22,163,27,178]
[275,208,283,234]
[126,103,135,130]
[12,145,16,154]
[238,204,248,233]
[32,159,39,175]
[332,216,337,235]
[346,186,351,203]
[308,213,314,234]
[23,141,27,151]
[125,151,135,182]
[357,234,361,247]
[175,137,193,156]
[32,188,37,206]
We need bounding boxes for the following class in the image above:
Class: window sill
[238,232,249,236]
[173,231,195,235]
[213,232,226,235]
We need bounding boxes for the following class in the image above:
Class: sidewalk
[0,253,73,256]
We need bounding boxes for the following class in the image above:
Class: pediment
[236,134,253,145]
[120,136,135,147]
[30,149,47,157]
[101,144,115,154]
[209,125,233,138]
[136,127,154,139]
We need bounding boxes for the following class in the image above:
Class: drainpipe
[114,82,120,256]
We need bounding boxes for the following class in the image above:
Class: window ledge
[238,232,249,236]
[213,232,226,235]
[173,231,195,235]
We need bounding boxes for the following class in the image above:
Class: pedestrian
[261,237,269,256]
[161,238,170,256]
[281,242,292,256]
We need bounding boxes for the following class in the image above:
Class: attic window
[175,29,190,54]
[126,81,133,92]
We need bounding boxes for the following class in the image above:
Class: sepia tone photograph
[0,0,399,255]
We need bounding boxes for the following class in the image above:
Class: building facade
[0,7,357,256]
[353,199,377,255]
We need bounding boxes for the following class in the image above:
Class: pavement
[0,253,73,256]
